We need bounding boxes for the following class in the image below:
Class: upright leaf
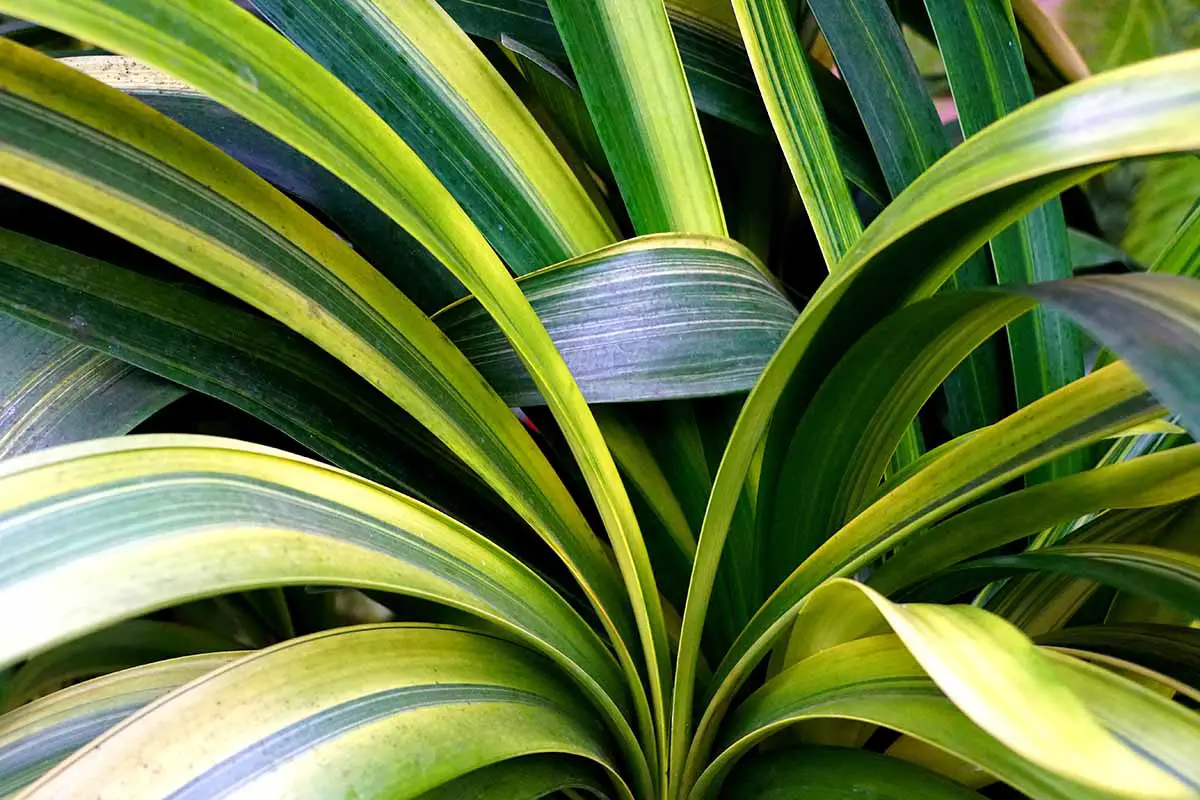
[0,40,655,758]
[730,0,862,266]
[248,0,614,273]
[544,0,726,237]
[925,0,1082,469]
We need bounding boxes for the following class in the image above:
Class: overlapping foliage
[0,1,1198,798]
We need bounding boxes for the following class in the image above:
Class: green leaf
[1024,274,1200,437]
[0,315,184,459]
[1,621,244,712]
[913,544,1200,619]
[983,504,1188,634]
[673,53,1200,770]
[730,0,862,266]
[61,55,464,312]
[1062,0,1199,73]
[689,362,1163,788]
[438,0,887,204]
[722,746,984,799]
[925,0,1081,457]
[760,268,1035,590]
[0,39,654,743]
[0,435,649,796]
[869,443,1200,596]
[1068,227,1140,272]
[248,0,614,273]
[809,0,945,196]
[1035,623,1200,693]
[696,635,1148,799]
[416,754,613,800]
[544,0,725,237]
[800,0,1000,453]
[1153,201,1200,279]
[20,626,632,799]
[435,234,794,404]
[698,579,1192,798]
[0,228,503,524]
[1,10,676,756]
[0,653,242,796]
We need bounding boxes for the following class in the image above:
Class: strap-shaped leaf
[0,315,183,460]
[730,0,862,266]
[695,636,1142,799]
[62,55,464,313]
[925,0,1081,436]
[985,504,1189,634]
[3,7,672,756]
[673,52,1200,768]
[0,228,502,522]
[0,653,242,796]
[21,626,631,800]
[249,0,614,273]
[1,621,243,712]
[869,444,1200,595]
[685,361,1164,788]
[761,287,1033,587]
[435,235,794,405]
[542,0,725,237]
[1027,274,1200,436]
[437,0,889,200]
[1035,623,1200,692]
[722,746,984,799]
[696,582,1197,798]
[1155,202,1200,279]
[0,435,648,795]
[800,0,1001,449]
[913,544,1200,618]
[0,39,660,742]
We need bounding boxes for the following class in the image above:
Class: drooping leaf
[0,653,243,796]
[912,544,1200,620]
[696,634,1195,799]
[436,235,794,405]
[2,10,677,755]
[686,361,1163,792]
[61,55,464,312]
[1035,623,1200,692]
[869,444,1200,596]
[1024,274,1200,437]
[0,38,654,740]
[0,436,650,796]
[687,579,1194,798]
[20,626,632,800]
[0,228,504,523]
[673,53,1200,769]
